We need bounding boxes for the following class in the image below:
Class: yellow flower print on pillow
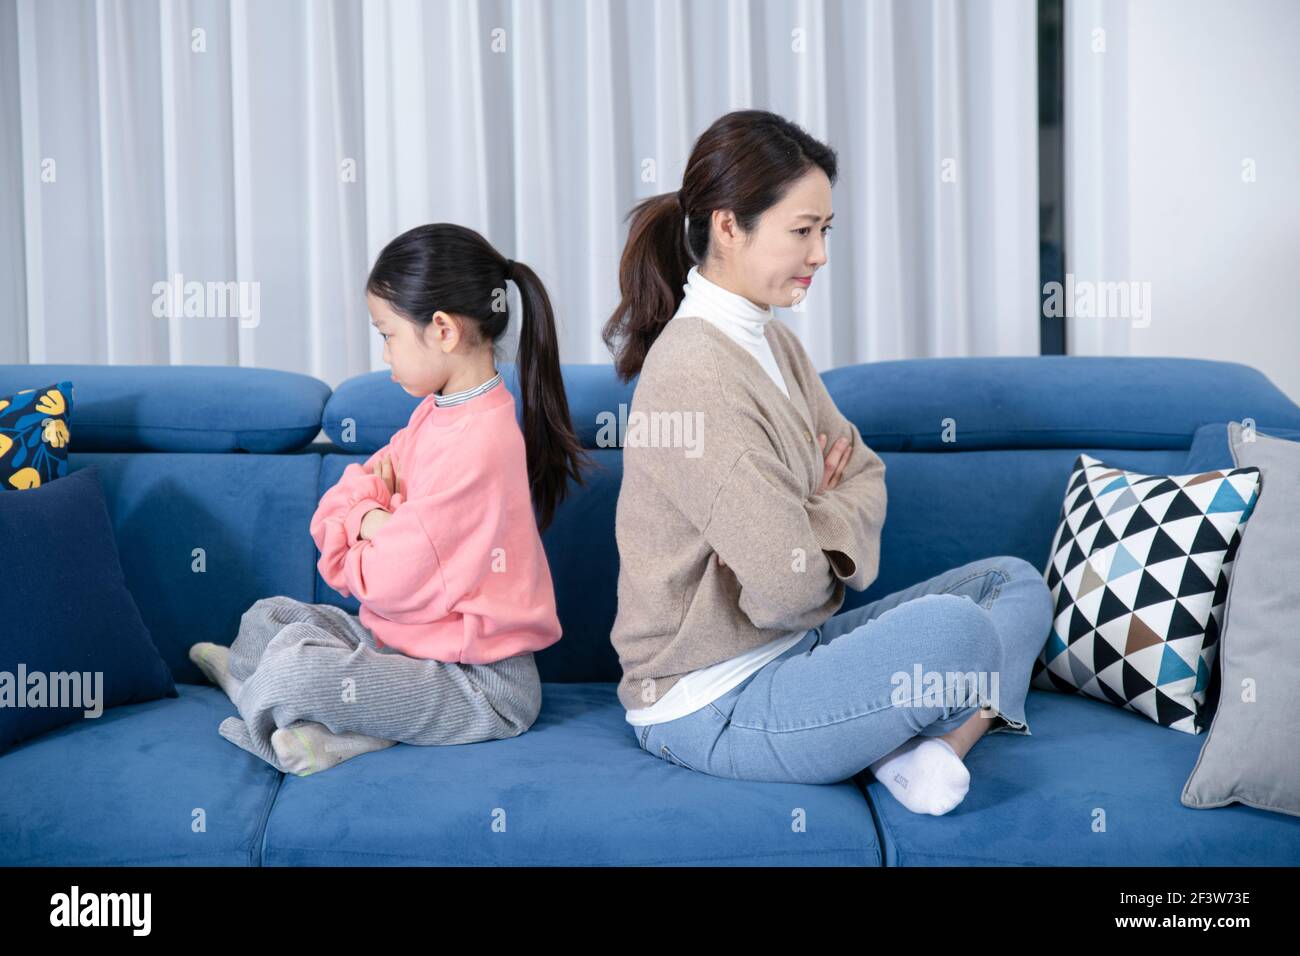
[0,380,74,490]
[36,389,66,416]
[43,418,69,448]
[7,467,40,489]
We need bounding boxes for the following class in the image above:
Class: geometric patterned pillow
[0,381,75,490]
[1031,453,1261,734]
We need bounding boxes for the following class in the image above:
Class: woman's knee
[911,593,1002,672]
[993,555,1051,599]
[992,554,1039,579]
[995,555,1056,632]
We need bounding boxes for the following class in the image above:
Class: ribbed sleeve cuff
[344,498,387,543]
[807,499,859,582]
[339,472,393,542]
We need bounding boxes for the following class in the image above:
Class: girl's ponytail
[366,223,589,533]
[507,259,591,532]
[601,191,691,382]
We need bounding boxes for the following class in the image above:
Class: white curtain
[1,0,1040,388]
[1062,0,1132,357]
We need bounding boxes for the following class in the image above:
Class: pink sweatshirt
[309,379,562,664]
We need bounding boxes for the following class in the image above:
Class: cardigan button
[804,430,812,441]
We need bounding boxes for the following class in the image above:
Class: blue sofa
[3,355,1300,867]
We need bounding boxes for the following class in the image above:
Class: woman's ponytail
[601,190,692,382]
[508,259,591,532]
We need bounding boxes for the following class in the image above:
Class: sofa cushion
[0,465,177,755]
[0,684,280,865]
[0,364,329,453]
[1032,453,1260,734]
[69,454,322,683]
[261,682,882,866]
[823,355,1300,452]
[865,689,1300,866]
[322,356,1300,456]
[845,447,1194,617]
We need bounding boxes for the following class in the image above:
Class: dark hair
[602,110,838,382]
[366,223,590,532]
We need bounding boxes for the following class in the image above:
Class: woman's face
[367,292,455,398]
[709,165,833,309]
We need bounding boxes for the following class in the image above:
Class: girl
[191,223,589,775]
[604,110,1055,815]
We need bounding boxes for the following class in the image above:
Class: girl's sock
[189,642,244,704]
[270,721,396,776]
[868,736,971,816]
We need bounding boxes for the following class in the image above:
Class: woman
[603,110,1054,816]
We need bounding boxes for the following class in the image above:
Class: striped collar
[433,370,503,407]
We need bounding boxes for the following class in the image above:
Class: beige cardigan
[611,314,888,711]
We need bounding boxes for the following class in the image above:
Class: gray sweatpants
[219,596,543,772]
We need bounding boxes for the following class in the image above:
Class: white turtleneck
[672,265,790,399]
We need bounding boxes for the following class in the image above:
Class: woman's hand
[358,507,394,541]
[816,433,850,494]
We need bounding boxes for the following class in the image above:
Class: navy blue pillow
[0,464,176,754]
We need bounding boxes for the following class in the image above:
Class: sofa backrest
[5,356,1298,688]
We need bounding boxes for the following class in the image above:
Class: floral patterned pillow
[0,381,75,490]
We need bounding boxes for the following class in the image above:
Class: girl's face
[367,292,459,398]
[707,165,833,309]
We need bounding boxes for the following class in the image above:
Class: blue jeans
[634,555,1055,784]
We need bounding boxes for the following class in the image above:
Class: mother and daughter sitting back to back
[191,109,1054,819]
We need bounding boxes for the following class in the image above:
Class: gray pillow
[1182,422,1300,817]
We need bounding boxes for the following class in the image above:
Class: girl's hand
[371,453,400,499]
[816,433,850,494]
[359,507,394,541]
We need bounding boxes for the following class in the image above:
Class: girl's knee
[260,622,353,668]
[248,595,288,615]
[244,595,301,630]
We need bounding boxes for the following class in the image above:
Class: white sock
[189,642,244,705]
[869,736,971,816]
[271,721,396,776]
